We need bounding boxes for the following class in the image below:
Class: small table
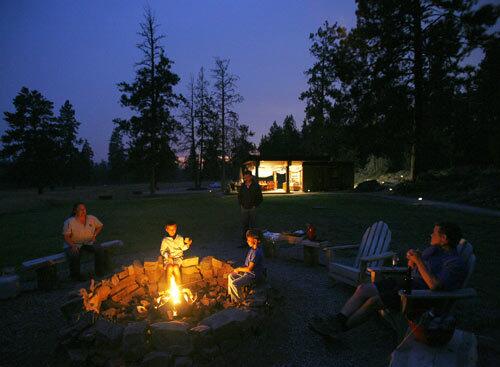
[301,239,332,266]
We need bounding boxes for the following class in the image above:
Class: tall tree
[194,67,217,187]
[78,139,94,183]
[354,0,498,179]
[1,87,59,193]
[180,75,199,188]
[108,125,128,182]
[259,115,301,157]
[56,100,81,187]
[212,58,243,190]
[116,7,181,193]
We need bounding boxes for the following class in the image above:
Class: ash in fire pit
[58,256,275,366]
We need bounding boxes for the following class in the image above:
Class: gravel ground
[0,241,398,367]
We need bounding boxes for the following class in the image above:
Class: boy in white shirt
[160,220,192,284]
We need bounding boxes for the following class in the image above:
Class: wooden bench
[22,240,124,289]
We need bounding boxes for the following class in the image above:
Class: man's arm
[407,249,441,290]
[93,224,103,243]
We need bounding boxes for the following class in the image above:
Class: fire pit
[58,256,274,366]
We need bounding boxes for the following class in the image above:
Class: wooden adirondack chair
[323,221,393,287]
[370,239,477,342]
[389,240,478,367]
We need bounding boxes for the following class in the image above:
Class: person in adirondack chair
[309,222,466,338]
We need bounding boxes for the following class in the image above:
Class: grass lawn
[1,186,499,334]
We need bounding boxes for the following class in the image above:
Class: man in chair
[309,222,466,337]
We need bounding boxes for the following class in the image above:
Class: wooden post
[286,160,291,193]
[36,264,59,290]
[255,160,260,183]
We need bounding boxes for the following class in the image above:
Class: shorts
[165,257,183,266]
[374,278,404,311]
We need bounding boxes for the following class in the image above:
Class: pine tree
[194,67,217,187]
[116,7,181,193]
[108,125,128,182]
[212,58,243,190]
[1,87,59,193]
[56,100,81,187]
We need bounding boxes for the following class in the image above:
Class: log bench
[22,240,124,290]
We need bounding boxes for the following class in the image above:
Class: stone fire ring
[58,256,274,366]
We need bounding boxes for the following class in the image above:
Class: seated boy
[228,229,265,302]
[160,220,192,284]
[309,222,466,338]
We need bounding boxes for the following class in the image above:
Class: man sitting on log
[309,222,466,338]
[63,202,107,281]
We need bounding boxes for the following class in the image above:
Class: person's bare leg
[340,283,380,318]
[167,264,174,282]
[173,265,181,285]
[345,295,383,329]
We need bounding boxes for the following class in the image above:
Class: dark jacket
[238,180,263,209]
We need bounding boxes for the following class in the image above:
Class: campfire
[58,256,274,366]
[78,256,236,323]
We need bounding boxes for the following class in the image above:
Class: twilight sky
[0,0,358,161]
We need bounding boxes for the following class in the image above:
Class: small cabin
[241,155,353,193]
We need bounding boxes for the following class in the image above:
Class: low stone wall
[58,256,274,366]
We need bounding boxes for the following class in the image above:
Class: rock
[78,324,97,344]
[151,321,191,352]
[95,318,124,347]
[199,308,256,341]
[198,345,220,360]
[67,348,88,366]
[211,258,224,270]
[58,312,94,342]
[60,296,83,320]
[174,356,193,367]
[122,320,149,361]
[199,257,213,270]
[181,266,200,276]
[190,325,215,349]
[0,274,20,300]
[181,257,199,267]
[141,351,172,367]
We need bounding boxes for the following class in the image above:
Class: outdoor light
[308,189,310,192]
[389,188,393,191]
[418,197,423,201]
[381,181,385,184]
[400,175,404,178]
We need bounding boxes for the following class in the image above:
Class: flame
[168,276,181,305]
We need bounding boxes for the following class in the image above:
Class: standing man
[238,170,263,247]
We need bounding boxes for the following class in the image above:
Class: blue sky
[0,0,358,160]
[1,1,495,161]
